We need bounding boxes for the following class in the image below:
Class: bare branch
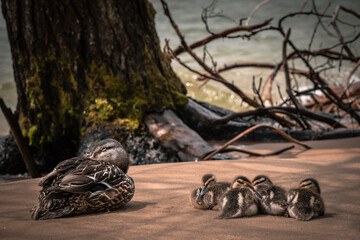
[214,106,345,129]
[278,11,332,30]
[332,5,360,22]
[299,0,308,12]
[331,5,357,61]
[199,145,295,159]
[252,77,265,107]
[346,60,360,89]
[161,0,260,108]
[291,49,358,62]
[307,0,334,54]
[201,0,236,35]
[277,25,360,124]
[324,33,360,56]
[197,61,330,83]
[172,19,272,56]
[0,97,40,178]
[200,124,311,161]
[277,84,287,106]
[203,46,217,72]
[245,0,270,26]
[282,29,311,129]
[162,0,359,129]
[164,40,223,83]
[310,0,336,38]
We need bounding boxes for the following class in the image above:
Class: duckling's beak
[246,184,262,199]
[200,186,207,196]
[253,189,262,199]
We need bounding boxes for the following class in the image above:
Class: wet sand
[0,137,359,240]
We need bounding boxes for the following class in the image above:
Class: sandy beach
[0,137,359,240]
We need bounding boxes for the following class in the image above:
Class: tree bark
[1,0,187,169]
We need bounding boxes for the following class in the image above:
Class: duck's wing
[57,174,96,193]
[58,160,125,194]
[82,160,125,183]
[38,157,86,187]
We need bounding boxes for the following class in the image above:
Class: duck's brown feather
[32,158,135,220]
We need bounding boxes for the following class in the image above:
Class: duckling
[252,175,287,216]
[286,178,325,221]
[217,176,260,219]
[190,174,231,210]
[31,139,135,220]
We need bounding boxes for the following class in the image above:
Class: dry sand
[0,137,359,240]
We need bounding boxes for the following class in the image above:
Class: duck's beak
[200,186,207,196]
[84,153,93,159]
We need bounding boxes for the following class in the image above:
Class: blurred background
[1,0,359,135]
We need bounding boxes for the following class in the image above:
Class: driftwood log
[1,97,360,175]
[180,98,360,142]
[145,109,231,161]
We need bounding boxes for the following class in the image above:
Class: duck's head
[298,178,321,194]
[200,174,216,196]
[252,175,273,187]
[89,139,130,173]
[232,176,262,199]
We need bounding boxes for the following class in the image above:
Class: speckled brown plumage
[31,139,135,220]
[286,178,325,221]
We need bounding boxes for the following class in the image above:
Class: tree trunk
[1,0,187,170]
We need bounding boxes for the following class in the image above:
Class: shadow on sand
[119,201,157,213]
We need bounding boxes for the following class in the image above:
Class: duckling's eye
[237,180,248,186]
[300,180,312,188]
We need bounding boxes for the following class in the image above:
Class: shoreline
[1,137,359,239]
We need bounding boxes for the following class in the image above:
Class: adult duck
[31,139,135,220]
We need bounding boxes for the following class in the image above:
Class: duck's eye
[101,147,109,152]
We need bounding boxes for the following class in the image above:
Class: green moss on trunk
[4,0,188,169]
[82,59,188,133]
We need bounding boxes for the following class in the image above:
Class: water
[1,0,360,135]
[0,5,16,135]
[0,173,29,183]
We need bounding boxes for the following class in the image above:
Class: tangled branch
[200,124,311,161]
[161,0,360,131]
